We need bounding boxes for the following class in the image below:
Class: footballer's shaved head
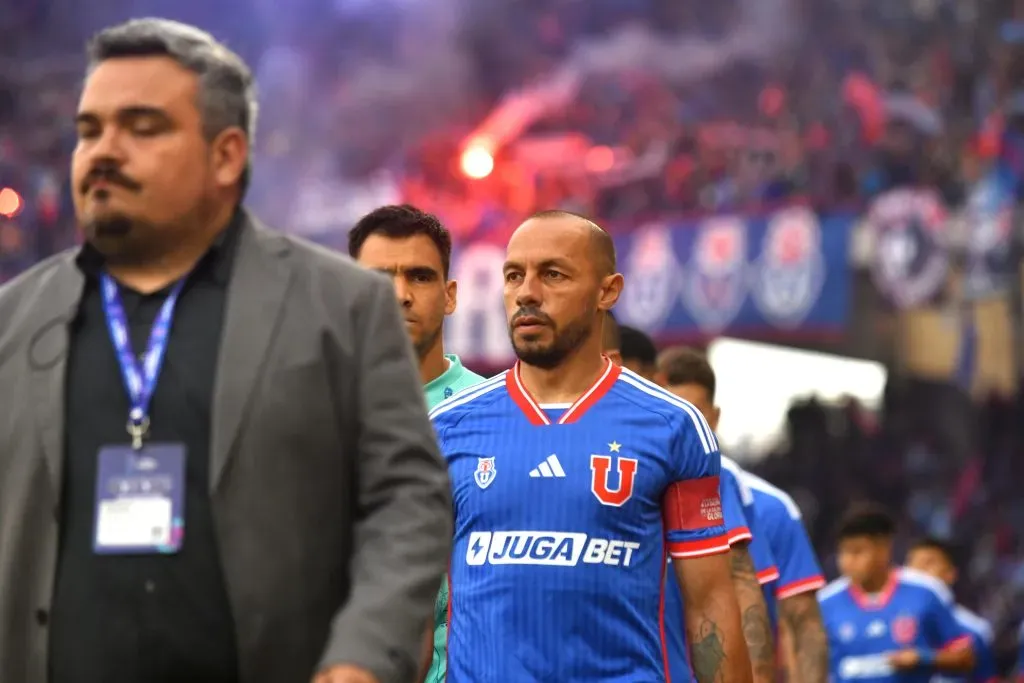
[504,210,624,369]
[527,209,617,277]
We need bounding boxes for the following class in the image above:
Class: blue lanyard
[100,274,187,449]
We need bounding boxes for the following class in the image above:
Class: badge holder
[93,275,189,556]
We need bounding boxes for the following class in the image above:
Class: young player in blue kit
[430,210,753,683]
[819,506,974,683]
[905,537,998,683]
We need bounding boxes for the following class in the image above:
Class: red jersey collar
[506,356,621,426]
[848,570,899,610]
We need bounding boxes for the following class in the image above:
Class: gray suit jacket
[0,213,452,683]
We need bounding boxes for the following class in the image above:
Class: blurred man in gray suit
[0,18,451,683]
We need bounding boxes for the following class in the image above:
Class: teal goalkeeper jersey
[424,354,485,683]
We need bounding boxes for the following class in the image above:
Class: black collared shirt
[50,216,243,683]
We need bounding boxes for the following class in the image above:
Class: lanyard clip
[127,408,150,451]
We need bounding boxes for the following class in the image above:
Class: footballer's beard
[414,321,444,362]
[510,311,594,370]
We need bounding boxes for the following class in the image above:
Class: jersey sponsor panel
[838,653,895,679]
[464,530,641,567]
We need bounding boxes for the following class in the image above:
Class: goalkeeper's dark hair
[349,204,452,278]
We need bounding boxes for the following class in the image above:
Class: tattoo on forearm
[730,547,775,682]
[691,618,728,683]
[782,594,829,683]
[741,603,774,681]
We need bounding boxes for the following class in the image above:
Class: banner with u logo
[445,204,854,365]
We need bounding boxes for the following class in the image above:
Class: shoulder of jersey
[719,456,755,505]
[897,566,955,605]
[739,471,804,520]
[817,576,851,603]
[954,604,994,643]
[615,367,719,453]
[428,372,508,425]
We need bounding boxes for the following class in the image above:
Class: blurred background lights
[0,187,23,218]
[460,146,494,179]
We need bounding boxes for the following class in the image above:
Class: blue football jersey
[738,470,825,628]
[929,605,997,683]
[431,361,729,682]
[721,457,780,587]
[663,456,779,682]
[819,568,972,683]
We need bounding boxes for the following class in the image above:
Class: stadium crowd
[2,0,1024,679]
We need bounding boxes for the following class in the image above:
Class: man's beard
[82,212,159,264]
[414,322,443,361]
[509,311,593,370]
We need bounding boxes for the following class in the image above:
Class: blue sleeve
[662,408,730,559]
[429,411,455,516]
[429,412,449,458]
[720,468,753,546]
[722,463,776,581]
[743,501,778,584]
[972,632,997,682]
[773,512,826,599]
[926,593,970,650]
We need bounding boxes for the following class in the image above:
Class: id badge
[94,443,186,555]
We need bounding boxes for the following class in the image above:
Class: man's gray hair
[86,18,258,194]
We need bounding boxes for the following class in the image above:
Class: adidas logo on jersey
[529,454,565,478]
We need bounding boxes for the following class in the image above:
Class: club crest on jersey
[681,217,747,332]
[751,207,825,327]
[474,457,497,489]
[891,615,917,644]
[590,454,638,507]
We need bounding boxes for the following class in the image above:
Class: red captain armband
[662,476,723,532]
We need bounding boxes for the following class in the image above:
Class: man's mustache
[80,167,142,194]
[511,307,554,327]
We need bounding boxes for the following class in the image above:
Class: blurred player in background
[647,345,778,683]
[430,210,752,682]
[656,342,830,683]
[738,471,828,683]
[819,505,974,682]
[617,323,658,380]
[905,537,998,683]
[348,204,486,683]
